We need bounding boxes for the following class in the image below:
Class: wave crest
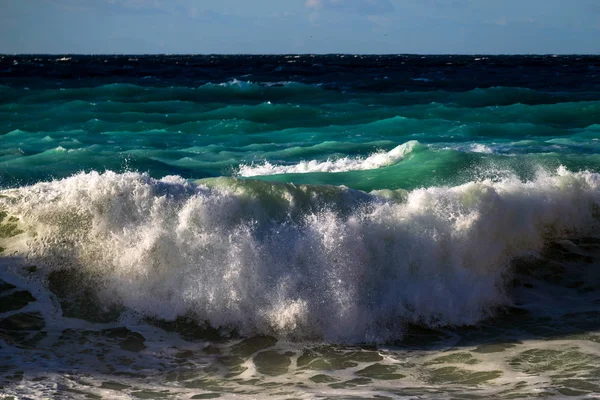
[238,141,419,177]
[1,167,599,341]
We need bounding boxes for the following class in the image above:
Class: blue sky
[2,0,599,54]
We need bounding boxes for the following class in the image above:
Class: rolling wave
[1,167,599,342]
[238,141,419,176]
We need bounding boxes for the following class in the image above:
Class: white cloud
[306,0,323,8]
[305,0,394,14]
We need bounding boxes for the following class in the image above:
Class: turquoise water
[1,55,600,399]
[1,81,599,190]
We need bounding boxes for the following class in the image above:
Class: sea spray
[1,167,599,342]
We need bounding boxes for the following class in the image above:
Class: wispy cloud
[48,0,168,15]
[51,0,227,19]
[306,0,394,14]
[104,0,163,8]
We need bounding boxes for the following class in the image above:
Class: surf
[1,166,598,342]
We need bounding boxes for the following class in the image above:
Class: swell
[3,98,599,139]
[1,168,599,342]
[4,82,599,107]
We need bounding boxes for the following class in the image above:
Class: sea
[0,54,600,399]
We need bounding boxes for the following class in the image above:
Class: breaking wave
[1,167,599,342]
[238,141,419,176]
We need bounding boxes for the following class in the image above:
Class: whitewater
[0,167,598,341]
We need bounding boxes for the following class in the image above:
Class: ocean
[0,54,599,399]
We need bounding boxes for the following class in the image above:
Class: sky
[1,0,599,54]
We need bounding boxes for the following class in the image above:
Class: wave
[433,143,497,154]
[238,141,419,176]
[400,100,600,129]
[1,167,599,342]
[12,80,328,105]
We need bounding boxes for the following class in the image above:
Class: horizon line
[2,52,600,57]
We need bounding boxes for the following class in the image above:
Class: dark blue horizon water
[3,54,600,91]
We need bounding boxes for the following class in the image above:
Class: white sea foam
[1,167,599,342]
[469,143,495,153]
[216,78,257,90]
[436,142,497,154]
[238,141,419,177]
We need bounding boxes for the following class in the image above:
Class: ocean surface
[1,54,600,399]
